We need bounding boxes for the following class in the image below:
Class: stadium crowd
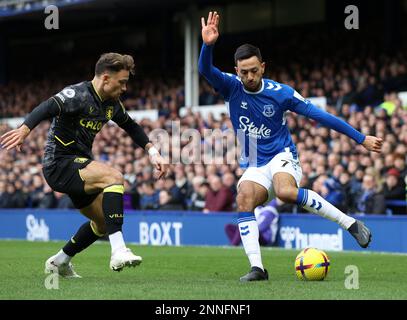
[0,91,406,214]
[1,28,407,214]
[2,48,407,118]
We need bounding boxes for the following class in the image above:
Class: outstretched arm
[290,92,383,153]
[198,44,225,89]
[0,97,60,151]
[198,11,234,98]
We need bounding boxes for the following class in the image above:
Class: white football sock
[299,189,355,229]
[238,212,264,271]
[109,231,126,254]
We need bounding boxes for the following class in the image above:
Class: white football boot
[110,247,142,271]
[44,254,82,278]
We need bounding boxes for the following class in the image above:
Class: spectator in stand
[383,153,396,173]
[189,177,209,211]
[139,181,159,210]
[339,172,354,213]
[174,165,189,206]
[164,176,184,209]
[39,184,57,209]
[204,175,234,212]
[158,190,184,211]
[29,175,45,208]
[322,164,347,212]
[0,183,16,208]
[383,168,406,215]
[394,153,407,178]
[221,172,237,198]
[379,92,401,116]
[123,163,137,185]
[355,174,386,214]
[12,180,28,208]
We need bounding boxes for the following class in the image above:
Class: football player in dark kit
[1,53,169,278]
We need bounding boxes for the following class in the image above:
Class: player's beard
[244,80,261,92]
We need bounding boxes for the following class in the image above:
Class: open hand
[201,11,220,45]
[0,125,30,152]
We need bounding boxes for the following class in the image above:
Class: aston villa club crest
[262,104,275,117]
[106,106,114,120]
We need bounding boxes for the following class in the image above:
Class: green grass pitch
[1,240,406,300]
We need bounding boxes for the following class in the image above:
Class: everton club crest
[262,104,275,117]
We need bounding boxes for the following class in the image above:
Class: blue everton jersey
[221,75,298,167]
[198,44,365,168]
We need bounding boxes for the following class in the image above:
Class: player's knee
[274,187,297,203]
[103,169,124,187]
[236,191,256,212]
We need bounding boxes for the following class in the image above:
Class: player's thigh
[238,180,269,208]
[269,151,302,188]
[272,172,298,196]
[43,156,92,196]
[79,161,124,193]
[237,168,270,209]
[79,192,106,235]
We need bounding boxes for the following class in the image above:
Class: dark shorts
[43,156,100,209]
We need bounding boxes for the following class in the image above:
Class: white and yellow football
[295,248,330,281]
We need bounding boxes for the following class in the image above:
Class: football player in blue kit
[199,11,383,282]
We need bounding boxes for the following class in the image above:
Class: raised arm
[199,11,235,98]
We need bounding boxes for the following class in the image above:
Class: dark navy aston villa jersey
[43,81,130,167]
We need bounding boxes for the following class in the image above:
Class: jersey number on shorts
[281,160,289,167]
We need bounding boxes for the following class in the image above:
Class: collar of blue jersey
[242,79,264,95]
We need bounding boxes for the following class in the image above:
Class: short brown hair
[95,52,135,76]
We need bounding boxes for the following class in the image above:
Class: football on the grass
[295,247,330,281]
